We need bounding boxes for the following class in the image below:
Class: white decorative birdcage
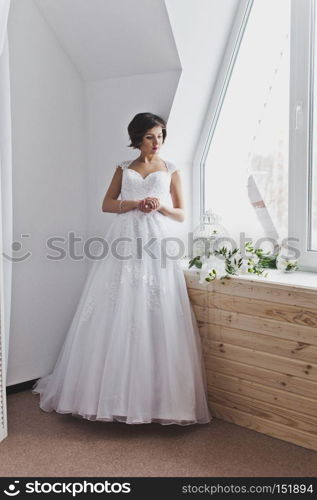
[192,208,229,258]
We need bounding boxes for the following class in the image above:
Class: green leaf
[188,256,203,269]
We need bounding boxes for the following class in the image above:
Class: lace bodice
[115,159,179,203]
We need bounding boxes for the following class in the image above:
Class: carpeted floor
[0,390,316,477]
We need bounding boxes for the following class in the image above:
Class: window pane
[310,0,317,251]
[204,0,290,249]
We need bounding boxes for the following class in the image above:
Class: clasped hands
[137,197,161,213]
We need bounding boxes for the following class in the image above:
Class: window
[289,0,317,270]
[312,23,317,251]
[196,0,317,271]
[307,0,317,253]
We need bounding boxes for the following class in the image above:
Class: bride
[32,112,212,426]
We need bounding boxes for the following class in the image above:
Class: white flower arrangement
[189,241,272,283]
[199,255,226,283]
[276,255,298,273]
[189,208,300,281]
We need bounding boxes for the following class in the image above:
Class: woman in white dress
[32,112,212,426]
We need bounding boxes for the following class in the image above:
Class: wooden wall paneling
[185,270,317,451]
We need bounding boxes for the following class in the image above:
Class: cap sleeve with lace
[167,161,180,174]
[114,160,130,171]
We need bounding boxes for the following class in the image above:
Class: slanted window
[198,0,317,271]
[203,0,290,250]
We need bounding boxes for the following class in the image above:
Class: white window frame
[193,0,317,272]
[289,0,317,271]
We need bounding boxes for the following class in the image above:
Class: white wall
[7,0,88,385]
[6,0,181,386]
[85,70,180,238]
[34,0,181,81]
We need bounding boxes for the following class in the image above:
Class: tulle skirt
[32,210,212,425]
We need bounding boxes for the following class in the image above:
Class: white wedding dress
[32,159,212,425]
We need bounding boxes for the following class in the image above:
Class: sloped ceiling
[33,0,182,81]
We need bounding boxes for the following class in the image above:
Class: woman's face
[138,125,164,154]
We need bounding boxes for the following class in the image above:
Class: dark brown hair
[127,112,167,149]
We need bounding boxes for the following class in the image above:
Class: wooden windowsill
[179,258,317,291]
